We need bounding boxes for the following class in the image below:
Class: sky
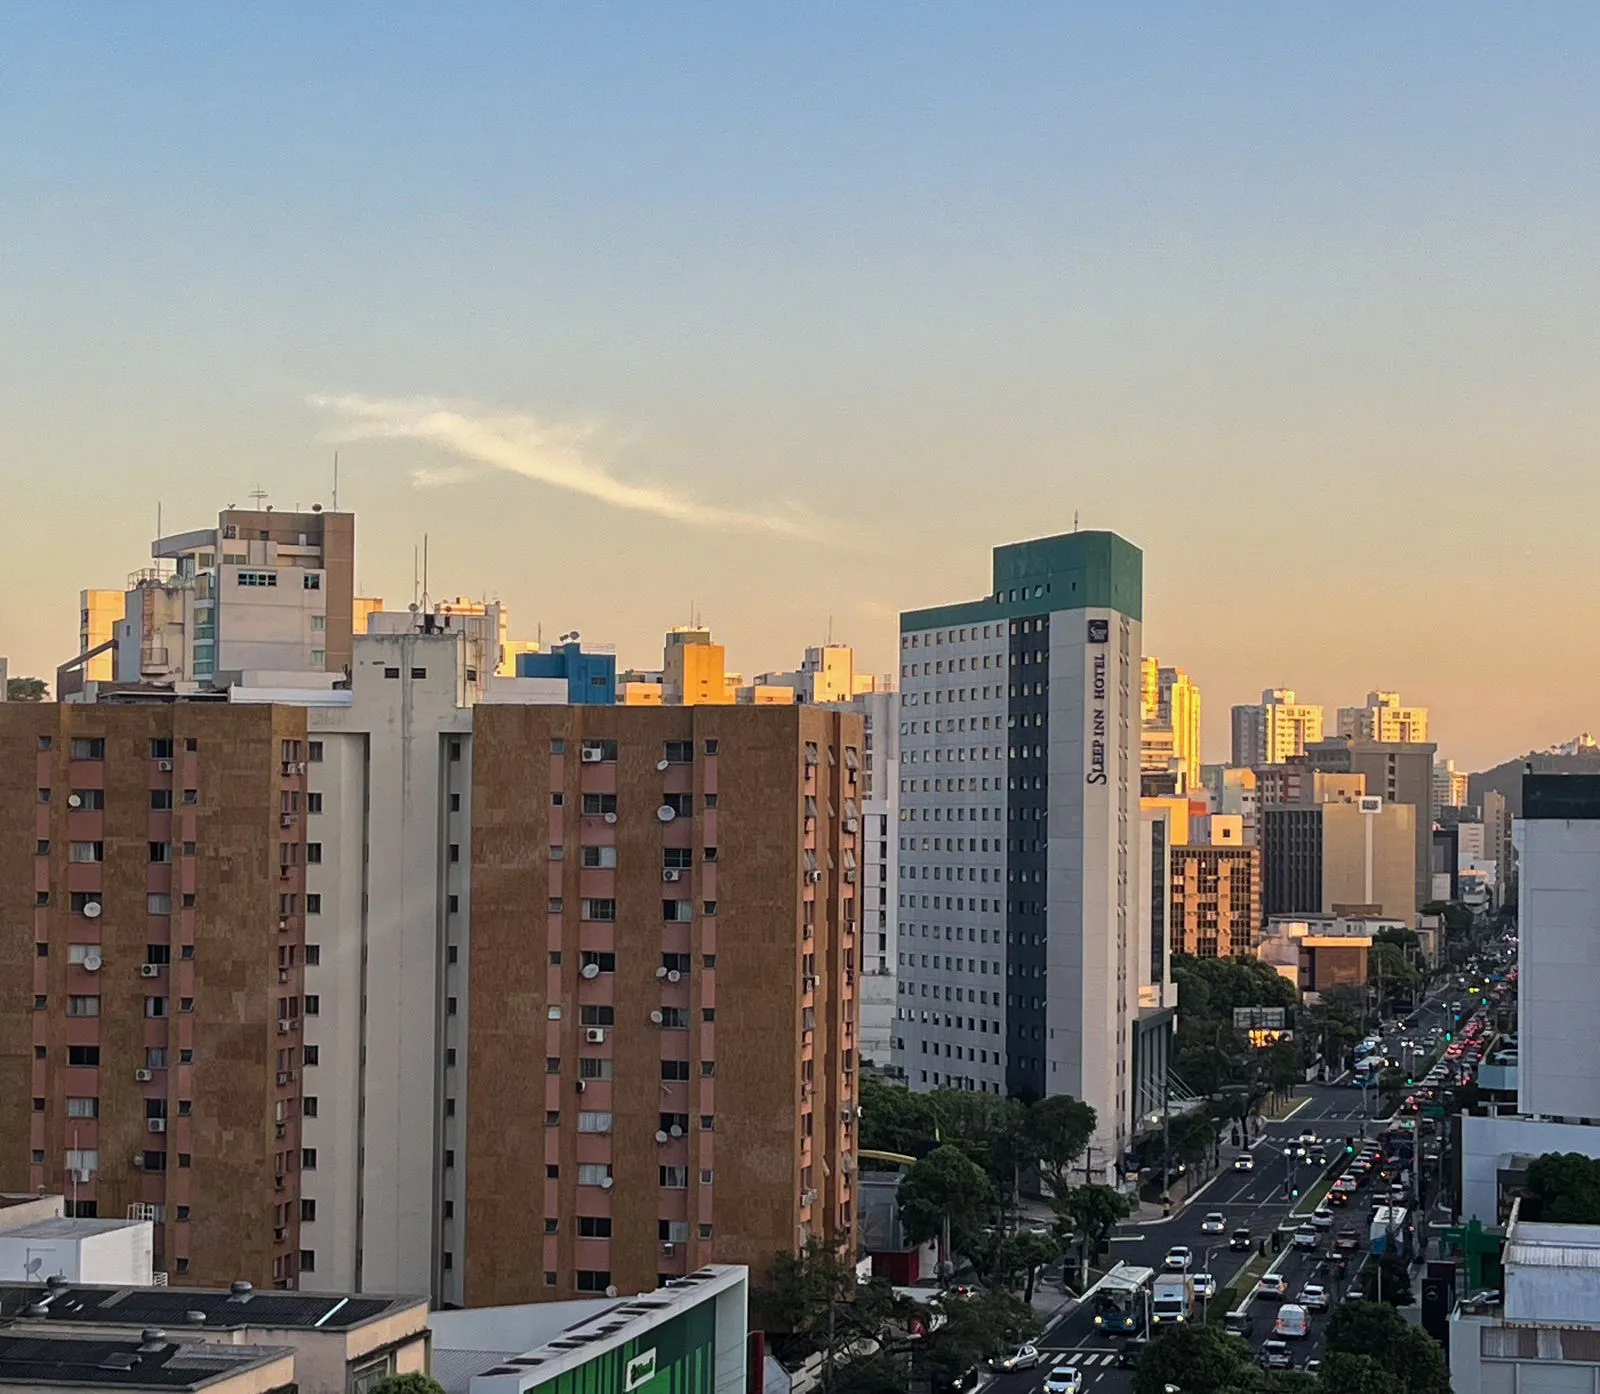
[3,4,1599,771]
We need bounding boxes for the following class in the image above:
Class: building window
[70,738,105,760]
[145,997,167,1018]
[66,1097,99,1118]
[237,570,278,587]
[66,996,100,1018]
[581,793,617,816]
[149,841,171,863]
[301,1148,317,1170]
[580,898,616,921]
[68,1046,99,1067]
[664,741,694,764]
[659,1167,689,1189]
[306,894,321,914]
[299,1250,315,1272]
[581,845,618,868]
[304,1046,319,1066]
[71,789,105,810]
[69,842,104,863]
[577,1112,613,1133]
[578,1216,613,1238]
[303,574,321,590]
[302,1097,318,1118]
[305,995,320,1015]
[300,1199,316,1222]
[660,1060,691,1081]
[578,1164,613,1186]
[306,843,322,864]
[576,1271,612,1293]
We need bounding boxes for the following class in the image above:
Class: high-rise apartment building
[1337,690,1429,745]
[843,688,899,1071]
[1305,735,1436,915]
[0,701,313,1289]
[894,530,1148,1174]
[105,508,355,688]
[457,704,862,1305]
[1140,660,1202,793]
[1230,689,1324,767]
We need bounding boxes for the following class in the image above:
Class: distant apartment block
[1230,689,1324,767]
[1337,690,1429,744]
[1140,659,1202,793]
[1170,842,1261,959]
[77,590,124,683]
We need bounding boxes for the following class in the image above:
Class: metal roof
[0,1334,290,1389]
[0,1284,418,1332]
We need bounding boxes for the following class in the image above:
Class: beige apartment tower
[1337,691,1429,744]
[462,704,863,1304]
[1231,689,1324,767]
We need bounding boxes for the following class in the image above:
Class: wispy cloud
[311,393,827,541]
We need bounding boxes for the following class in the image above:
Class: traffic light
[1345,1138,1355,1155]
[1444,1031,1453,1042]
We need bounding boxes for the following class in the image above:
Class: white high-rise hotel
[893,531,1149,1172]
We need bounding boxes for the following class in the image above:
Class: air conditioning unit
[581,747,604,763]
[585,1028,606,1044]
[803,1189,818,1205]
[158,760,174,772]
[843,818,858,833]
[140,964,161,978]
[661,1242,676,1254]
[1359,796,1383,813]
[280,814,295,828]
[844,870,857,884]
[575,1079,586,1093]
[277,1020,291,1035]
[807,871,823,884]
[74,1168,92,1184]
[135,1068,154,1082]
[662,869,682,883]
[147,1118,166,1133]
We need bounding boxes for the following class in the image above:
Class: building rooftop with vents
[0,1283,430,1394]
[0,1333,295,1394]
[429,1265,747,1394]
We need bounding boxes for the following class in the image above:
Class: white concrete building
[0,1195,154,1285]
[1230,690,1325,767]
[847,687,900,1071]
[895,531,1145,1175]
[1337,690,1430,745]
[1515,776,1600,1122]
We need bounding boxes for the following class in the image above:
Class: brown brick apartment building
[0,702,312,1288]
[1170,845,1261,958]
[462,704,862,1304]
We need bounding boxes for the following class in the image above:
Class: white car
[1311,1207,1335,1231]
[1300,1283,1329,1312]
[1298,1130,1318,1146]
[1200,1211,1227,1234]
[1043,1366,1083,1394]
[1256,1272,1288,1299]
[1234,1153,1255,1172]
[1163,1245,1193,1271]
[990,1343,1041,1372]
[1292,1225,1319,1250]
[1193,1272,1217,1298]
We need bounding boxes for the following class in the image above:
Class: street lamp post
[1202,1245,1219,1321]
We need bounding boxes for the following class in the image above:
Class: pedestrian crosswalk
[1044,1350,1120,1366]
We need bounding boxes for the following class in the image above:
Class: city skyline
[8,6,1600,770]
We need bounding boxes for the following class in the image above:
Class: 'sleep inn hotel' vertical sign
[1086,618,1110,786]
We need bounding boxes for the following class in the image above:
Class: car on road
[1334,1228,1360,1252]
[1042,1365,1083,1394]
[1230,1226,1254,1251]
[1304,1358,1323,1377]
[1345,1281,1368,1303]
[1256,1273,1288,1299]
[1274,1303,1311,1338]
[1200,1211,1227,1234]
[1234,1152,1255,1172]
[1193,1273,1217,1299]
[1116,1336,1148,1369]
[1300,1283,1329,1311]
[1293,1224,1320,1250]
[989,1344,1042,1372]
[1259,1340,1293,1369]
[1298,1130,1318,1145]
[1328,1188,1351,1208]
[1311,1206,1335,1230]
[1163,1245,1192,1271]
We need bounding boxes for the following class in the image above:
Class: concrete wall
[1517,818,1600,1121]
[1460,1114,1600,1223]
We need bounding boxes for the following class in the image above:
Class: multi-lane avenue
[982,985,1461,1392]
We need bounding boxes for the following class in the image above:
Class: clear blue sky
[4,4,1599,766]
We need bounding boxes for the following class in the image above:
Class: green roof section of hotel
[900,529,1143,631]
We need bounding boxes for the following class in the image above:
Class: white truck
[1151,1273,1197,1326]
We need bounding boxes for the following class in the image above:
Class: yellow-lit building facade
[77,588,125,680]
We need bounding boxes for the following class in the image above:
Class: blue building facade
[516,641,616,705]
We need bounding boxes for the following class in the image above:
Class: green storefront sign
[528,1301,717,1394]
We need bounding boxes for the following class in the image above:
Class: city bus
[1091,1264,1156,1335]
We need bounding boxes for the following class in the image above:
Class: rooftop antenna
[420,533,430,610]
[332,451,340,512]
[249,485,269,510]
[412,546,420,608]
[1074,510,1080,532]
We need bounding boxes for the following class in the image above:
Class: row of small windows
[902,612,1053,649]
[903,682,1048,707]
[903,648,1047,677]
